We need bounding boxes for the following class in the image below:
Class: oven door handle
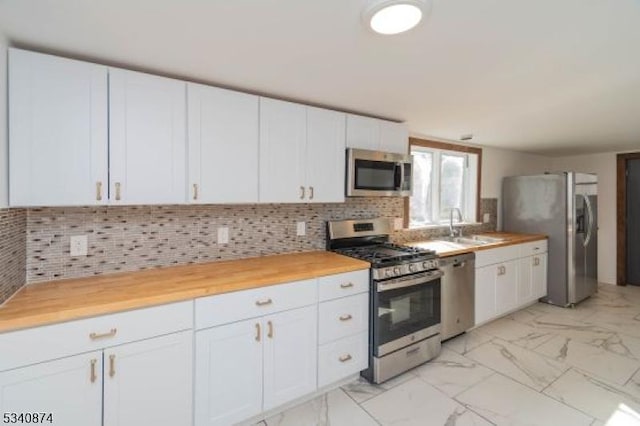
[377,270,443,292]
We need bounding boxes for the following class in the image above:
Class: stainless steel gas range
[327,218,442,384]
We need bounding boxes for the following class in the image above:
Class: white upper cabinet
[346,113,408,154]
[109,68,187,205]
[187,83,259,203]
[9,48,108,207]
[305,107,346,203]
[259,98,307,203]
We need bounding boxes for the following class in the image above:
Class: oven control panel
[373,259,439,280]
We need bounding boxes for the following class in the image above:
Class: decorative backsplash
[0,208,26,304]
[25,198,497,284]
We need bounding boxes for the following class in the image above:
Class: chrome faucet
[449,207,463,238]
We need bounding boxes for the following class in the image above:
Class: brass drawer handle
[267,320,273,339]
[115,182,121,201]
[96,181,103,201]
[256,298,273,307]
[193,183,199,201]
[339,354,352,363]
[255,323,261,342]
[339,314,353,322]
[340,282,354,289]
[90,359,97,383]
[108,354,116,378]
[90,328,117,340]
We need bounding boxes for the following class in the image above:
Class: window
[407,138,481,228]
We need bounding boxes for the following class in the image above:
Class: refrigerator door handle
[582,194,594,247]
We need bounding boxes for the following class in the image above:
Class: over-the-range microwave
[346,148,413,197]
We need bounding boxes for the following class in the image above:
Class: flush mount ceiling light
[363,0,431,35]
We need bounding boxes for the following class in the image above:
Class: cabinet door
[0,352,102,426]
[194,319,263,426]
[259,98,306,203]
[305,107,346,203]
[532,253,548,299]
[346,114,379,151]
[9,48,108,207]
[495,260,518,316]
[103,331,192,426]
[379,121,408,154]
[517,256,534,305]
[109,68,186,204]
[474,266,496,325]
[263,305,317,411]
[187,83,259,203]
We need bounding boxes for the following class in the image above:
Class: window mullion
[433,151,441,225]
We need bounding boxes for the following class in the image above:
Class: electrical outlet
[217,227,229,244]
[70,235,88,256]
[393,217,404,230]
[483,213,491,223]
[296,221,306,237]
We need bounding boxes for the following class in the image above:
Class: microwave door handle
[394,163,403,189]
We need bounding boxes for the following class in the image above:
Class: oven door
[372,270,442,356]
[347,148,412,197]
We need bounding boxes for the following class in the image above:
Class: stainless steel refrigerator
[503,172,598,306]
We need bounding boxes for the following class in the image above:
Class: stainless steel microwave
[346,148,413,197]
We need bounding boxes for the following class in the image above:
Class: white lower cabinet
[474,266,497,326]
[519,253,548,304]
[495,260,518,315]
[318,332,368,388]
[0,352,103,426]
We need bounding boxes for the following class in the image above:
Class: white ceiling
[1,0,639,156]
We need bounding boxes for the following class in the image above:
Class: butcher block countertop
[0,251,369,333]
[407,232,548,257]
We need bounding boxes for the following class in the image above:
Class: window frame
[404,137,483,228]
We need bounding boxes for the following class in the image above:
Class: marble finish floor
[253,284,640,425]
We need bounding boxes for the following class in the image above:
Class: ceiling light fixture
[364,0,430,35]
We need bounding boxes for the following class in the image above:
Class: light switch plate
[296,221,306,236]
[217,227,229,244]
[483,213,491,223]
[70,235,88,256]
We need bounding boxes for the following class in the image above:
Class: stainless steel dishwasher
[439,252,475,341]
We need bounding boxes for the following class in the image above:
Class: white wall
[551,153,617,285]
[0,35,7,208]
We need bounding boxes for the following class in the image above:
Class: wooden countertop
[407,232,547,257]
[0,251,369,333]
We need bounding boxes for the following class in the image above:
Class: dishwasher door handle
[453,261,466,268]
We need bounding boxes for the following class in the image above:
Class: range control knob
[385,269,393,278]
[422,261,431,270]
[408,263,417,272]
[393,266,401,276]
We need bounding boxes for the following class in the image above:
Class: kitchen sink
[467,234,507,243]
[436,234,507,247]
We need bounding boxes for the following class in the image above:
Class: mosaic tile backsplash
[0,208,26,303]
[25,198,497,283]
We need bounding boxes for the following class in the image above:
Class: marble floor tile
[585,311,640,339]
[443,329,493,356]
[528,314,615,344]
[412,347,495,397]
[543,369,640,423]
[535,335,639,385]
[475,317,555,349]
[603,333,640,361]
[361,377,491,426]
[456,373,593,425]
[341,371,415,404]
[262,388,378,426]
[526,301,597,321]
[621,368,640,400]
[465,338,568,391]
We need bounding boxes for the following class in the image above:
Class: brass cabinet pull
[108,354,116,378]
[89,328,117,340]
[255,323,261,342]
[497,265,506,276]
[90,359,97,383]
[309,186,314,200]
[534,257,540,266]
[339,354,352,363]
[339,314,353,322]
[340,282,354,289]
[300,186,305,200]
[267,320,273,339]
[193,183,199,201]
[115,182,121,201]
[256,298,273,307]
[96,182,103,201]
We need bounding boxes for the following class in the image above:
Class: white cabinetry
[188,83,259,203]
[109,68,187,205]
[9,48,108,207]
[259,98,345,203]
[346,114,408,154]
[474,240,548,326]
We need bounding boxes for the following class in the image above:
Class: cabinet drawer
[195,279,318,329]
[475,245,521,268]
[0,301,193,372]
[318,293,368,345]
[318,270,369,302]
[519,240,548,257]
[318,332,368,388]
